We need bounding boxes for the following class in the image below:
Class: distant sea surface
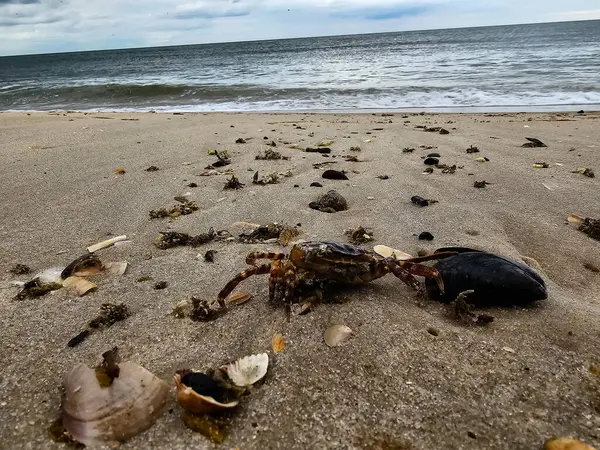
[1,20,599,112]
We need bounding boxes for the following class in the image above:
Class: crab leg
[246,252,286,266]
[383,257,422,290]
[217,263,272,307]
[387,257,445,293]
[404,251,457,263]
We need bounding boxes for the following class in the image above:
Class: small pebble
[419,232,434,241]
[427,327,439,336]
[467,431,477,439]
[310,182,323,187]
[423,157,439,165]
[154,281,168,290]
[411,196,429,207]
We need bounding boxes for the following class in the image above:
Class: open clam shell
[174,372,239,414]
[373,245,413,261]
[61,361,169,446]
[224,353,269,387]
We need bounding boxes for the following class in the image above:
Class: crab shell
[61,361,169,446]
[174,373,239,414]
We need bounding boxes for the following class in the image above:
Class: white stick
[87,235,128,253]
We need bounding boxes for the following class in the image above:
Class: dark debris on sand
[521,137,547,148]
[9,264,31,275]
[224,175,244,190]
[309,190,348,213]
[153,228,232,249]
[149,199,199,219]
[239,222,300,245]
[256,148,288,160]
[578,217,600,241]
[345,226,374,244]
[88,303,131,329]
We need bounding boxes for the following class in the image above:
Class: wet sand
[0,111,599,449]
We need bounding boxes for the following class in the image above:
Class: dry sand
[0,110,599,450]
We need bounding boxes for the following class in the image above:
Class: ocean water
[0,20,599,112]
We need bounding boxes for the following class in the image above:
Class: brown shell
[174,374,238,414]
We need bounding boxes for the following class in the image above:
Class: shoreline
[2,104,600,114]
[1,111,599,449]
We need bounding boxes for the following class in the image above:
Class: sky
[0,0,599,56]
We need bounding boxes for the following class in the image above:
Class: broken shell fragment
[63,276,97,297]
[226,291,252,306]
[61,360,168,446]
[104,261,128,275]
[544,437,597,450]
[87,235,128,253]
[568,214,584,224]
[174,373,239,414]
[324,324,353,347]
[225,353,269,387]
[373,245,413,261]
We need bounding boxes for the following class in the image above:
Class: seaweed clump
[88,303,131,329]
[256,148,286,160]
[9,264,31,275]
[149,199,199,219]
[579,217,600,241]
[223,175,244,190]
[345,226,374,244]
[152,228,231,250]
[238,222,300,246]
[15,282,63,300]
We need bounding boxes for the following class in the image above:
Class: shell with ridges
[225,353,269,387]
[61,361,169,446]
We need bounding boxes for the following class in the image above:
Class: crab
[217,241,455,309]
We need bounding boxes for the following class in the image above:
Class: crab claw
[397,261,445,294]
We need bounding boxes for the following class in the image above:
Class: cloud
[174,1,250,20]
[0,0,40,4]
[330,4,432,20]
[549,9,600,21]
[0,0,599,56]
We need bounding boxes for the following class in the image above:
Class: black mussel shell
[426,248,547,306]
[181,372,224,400]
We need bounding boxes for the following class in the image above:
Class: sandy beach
[0,110,599,449]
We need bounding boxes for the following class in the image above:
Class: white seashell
[324,325,353,347]
[87,235,128,253]
[225,353,269,387]
[62,361,169,446]
[373,245,413,261]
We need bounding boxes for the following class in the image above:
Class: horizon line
[1,17,597,58]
